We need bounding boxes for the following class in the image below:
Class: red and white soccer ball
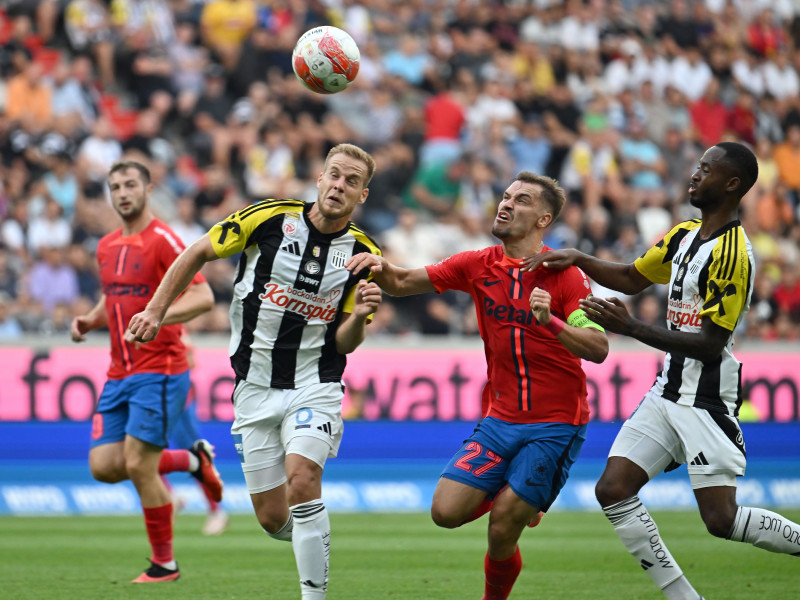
[291,26,360,94]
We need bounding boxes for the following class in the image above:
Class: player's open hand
[521,248,581,272]
[353,280,382,318]
[125,311,162,344]
[529,287,552,324]
[579,295,634,335]
[346,252,385,276]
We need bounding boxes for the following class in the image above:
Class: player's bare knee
[702,510,736,538]
[257,512,288,534]
[89,463,124,483]
[124,455,153,484]
[430,504,461,529]
[487,515,523,544]
[286,480,318,506]
[88,455,124,483]
[595,476,628,507]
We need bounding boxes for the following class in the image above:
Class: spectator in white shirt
[762,50,799,103]
[559,1,600,53]
[76,117,123,182]
[27,197,72,257]
[669,46,713,102]
[732,48,766,97]
[604,38,640,97]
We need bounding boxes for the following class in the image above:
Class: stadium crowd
[0,0,799,341]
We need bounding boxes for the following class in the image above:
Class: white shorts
[231,380,345,494]
[609,392,747,489]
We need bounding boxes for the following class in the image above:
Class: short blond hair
[515,171,566,225]
[325,143,376,186]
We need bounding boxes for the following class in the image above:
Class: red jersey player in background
[346,171,609,600]
[70,160,221,583]
[166,333,229,536]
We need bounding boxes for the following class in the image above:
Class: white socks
[265,513,294,542]
[727,506,800,555]
[290,499,330,598]
[603,496,702,599]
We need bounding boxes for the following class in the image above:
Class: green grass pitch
[1,510,797,599]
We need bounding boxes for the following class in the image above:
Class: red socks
[158,450,190,474]
[143,503,174,565]
[482,546,522,600]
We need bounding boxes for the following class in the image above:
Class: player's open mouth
[688,184,696,194]
[497,211,511,222]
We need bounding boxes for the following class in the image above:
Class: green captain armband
[567,308,604,331]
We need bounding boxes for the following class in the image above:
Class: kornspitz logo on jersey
[666,294,703,328]
[260,282,340,322]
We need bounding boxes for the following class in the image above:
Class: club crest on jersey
[305,260,321,274]
[330,249,348,269]
[283,216,298,237]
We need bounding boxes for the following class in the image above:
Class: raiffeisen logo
[666,295,702,328]
[259,282,339,322]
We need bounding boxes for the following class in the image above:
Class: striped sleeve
[208,199,304,259]
[634,220,700,284]
[699,226,751,331]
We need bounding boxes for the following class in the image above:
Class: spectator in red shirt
[747,8,786,59]
[419,84,466,165]
[773,262,800,323]
[727,89,757,146]
[690,77,728,148]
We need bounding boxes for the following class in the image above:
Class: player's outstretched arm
[345,253,437,296]
[161,280,214,326]
[70,294,108,342]
[126,235,218,343]
[522,249,651,296]
[529,287,609,363]
[336,280,382,354]
[580,295,730,363]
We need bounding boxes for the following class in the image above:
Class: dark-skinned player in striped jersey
[523,142,800,599]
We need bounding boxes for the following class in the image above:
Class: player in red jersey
[347,171,609,600]
[70,161,218,583]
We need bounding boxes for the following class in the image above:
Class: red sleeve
[154,225,207,285]
[553,266,593,320]
[425,251,480,294]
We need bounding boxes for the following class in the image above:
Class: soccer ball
[292,26,360,94]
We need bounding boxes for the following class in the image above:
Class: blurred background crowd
[0,0,799,341]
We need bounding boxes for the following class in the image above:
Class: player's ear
[538,213,552,228]
[726,176,741,193]
[358,187,369,205]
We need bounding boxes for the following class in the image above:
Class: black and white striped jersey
[634,219,755,417]
[208,199,381,389]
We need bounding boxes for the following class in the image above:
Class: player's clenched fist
[353,280,382,317]
[125,311,162,344]
[529,286,553,324]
